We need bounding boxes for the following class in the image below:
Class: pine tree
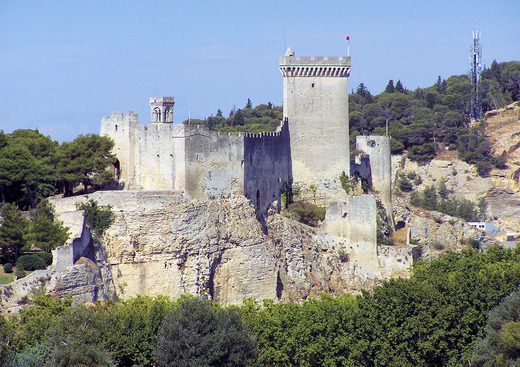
[0,203,29,264]
[395,80,405,93]
[385,80,395,93]
[27,199,70,252]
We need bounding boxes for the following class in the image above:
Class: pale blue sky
[1,1,519,142]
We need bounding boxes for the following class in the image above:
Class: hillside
[391,102,520,255]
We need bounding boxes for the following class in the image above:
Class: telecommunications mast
[469,30,482,120]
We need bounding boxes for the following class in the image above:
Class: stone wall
[101,111,186,191]
[102,112,291,212]
[280,52,351,183]
[244,120,291,213]
[356,135,394,225]
[184,125,245,199]
[100,111,139,189]
[324,195,380,276]
[378,245,417,278]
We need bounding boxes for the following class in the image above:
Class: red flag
[346,36,350,40]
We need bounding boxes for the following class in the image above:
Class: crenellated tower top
[279,48,351,78]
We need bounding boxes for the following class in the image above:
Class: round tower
[150,97,174,123]
[279,48,351,182]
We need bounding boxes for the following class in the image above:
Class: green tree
[27,199,69,252]
[154,296,257,367]
[0,144,41,208]
[76,199,115,236]
[471,288,520,366]
[56,134,114,196]
[102,296,174,367]
[395,79,406,93]
[0,203,29,264]
[0,316,16,366]
[43,304,114,367]
[0,130,59,208]
[6,344,51,367]
[385,79,395,93]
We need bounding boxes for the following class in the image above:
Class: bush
[398,177,413,192]
[16,254,46,271]
[36,252,53,266]
[76,199,115,236]
[16,269,26,279]
[287,202,326,227]
[3,263,12,273]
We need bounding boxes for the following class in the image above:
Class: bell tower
[280,48,351,182]
[150,97,174,123]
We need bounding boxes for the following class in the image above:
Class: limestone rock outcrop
[73,191,407,305]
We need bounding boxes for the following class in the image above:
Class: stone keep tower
[150,97,174,123]
[280,48,351,183]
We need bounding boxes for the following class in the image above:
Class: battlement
[280,52,351,78]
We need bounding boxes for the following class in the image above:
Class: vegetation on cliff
[0,199,68,271]
[2,245,520,366]
[349,61,520,175]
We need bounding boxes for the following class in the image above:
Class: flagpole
[346,36,350,56]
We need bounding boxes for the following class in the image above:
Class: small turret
[150,97,174,123]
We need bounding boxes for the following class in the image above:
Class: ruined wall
[356,135,393,225]
[324,195,380,276]
[378,245,417,278]
[244,120,292,213]
[280,52,351,183]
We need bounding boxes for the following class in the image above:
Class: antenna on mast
[469,29,482,120]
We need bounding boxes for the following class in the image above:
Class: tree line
[1,245,519,366]
[183,99,283,133]
[0,130,115,210]
[349,60,520,175]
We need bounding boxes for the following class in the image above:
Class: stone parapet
[280,56,351,77]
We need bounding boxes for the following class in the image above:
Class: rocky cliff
[52,191,410,305]
[391,103,520,253]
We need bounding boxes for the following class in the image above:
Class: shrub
[16,254,46,271]
[3,263,12,273]
[287,202,326,227]
[338,247,349,263]
[36,252,53,266]
[398,177,413,192]
[432,242,445,250]
[16,269,26,279]
[76,199,115,236]
[154,297,257,366]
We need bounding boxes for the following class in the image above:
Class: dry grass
[391,226,409,247]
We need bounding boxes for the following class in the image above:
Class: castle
[101,48,391,218]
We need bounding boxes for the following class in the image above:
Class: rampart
[102,111,292,213]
